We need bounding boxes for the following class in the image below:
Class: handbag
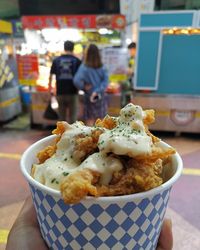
[43,99,59,120]
[90,93,102,103]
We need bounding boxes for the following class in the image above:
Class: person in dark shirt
[49,41,81,123]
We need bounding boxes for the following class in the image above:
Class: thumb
[157,219,173,250]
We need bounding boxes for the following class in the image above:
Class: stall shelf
[30,91,122,126]
[134,11,200,133]
[0,19,21,122]
[132,93,200,133]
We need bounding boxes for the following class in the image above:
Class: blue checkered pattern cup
[21,135,182,250]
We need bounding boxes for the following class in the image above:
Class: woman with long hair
[74,44,108,125]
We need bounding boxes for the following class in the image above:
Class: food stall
[133,10,200,133]
[102,46,129,116]
[20,14,126,126]
[0,19,21,122]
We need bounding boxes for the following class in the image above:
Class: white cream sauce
[98,103,153,157]
[79,153,123,185]
[33,104,153,190]
[34,121,94,189]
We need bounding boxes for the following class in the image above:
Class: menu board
[17,55,39,86]
[102,48,128,82]
[22,15,126,30]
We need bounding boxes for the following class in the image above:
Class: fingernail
[165,218,172,228]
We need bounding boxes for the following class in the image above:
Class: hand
[90,92,99,103]
[49,89,56,97]
[84,83,92,91]
[157,219,173,250]
[6,197,48,250]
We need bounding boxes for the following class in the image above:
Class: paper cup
[21,135,182,250]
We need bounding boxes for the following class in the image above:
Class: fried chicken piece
[130,159,163,191]
[37,145,56,164]
[95,115,117,130]
[153,158,163,175]
[37,122,72,164]
[72,129,104,162]
[142,110,160,143]
[52,121,71,136]
[135,146,176,163]
[143,109,155,125]
[96,159,163,197]
[60,169,100,204]
[97,169,137,196]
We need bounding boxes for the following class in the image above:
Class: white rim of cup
[21,135,183,203]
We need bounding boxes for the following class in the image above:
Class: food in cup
[31,103,175,204]
[21,104,182,250]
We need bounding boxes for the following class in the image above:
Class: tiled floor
[0,128,200,250]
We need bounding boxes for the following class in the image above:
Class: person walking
[74,44,108,125]
[48,40,81,123]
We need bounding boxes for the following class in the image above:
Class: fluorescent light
[98,28,109,35]
[60,28,82,42]
[41,28,59,42]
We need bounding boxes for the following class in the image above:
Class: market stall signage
[21,15,126,30]
[120,0,155,24]
[102,48,128,82]
[17,55,39,86]
[11,20,24,38]
[0,20,12,34]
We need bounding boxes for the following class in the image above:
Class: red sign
[22,15,126,30]
[17,55,39,86]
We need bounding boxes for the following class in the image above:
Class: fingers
[157,218,173,250]
[17,196,38,227]
[6,196,48,250]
